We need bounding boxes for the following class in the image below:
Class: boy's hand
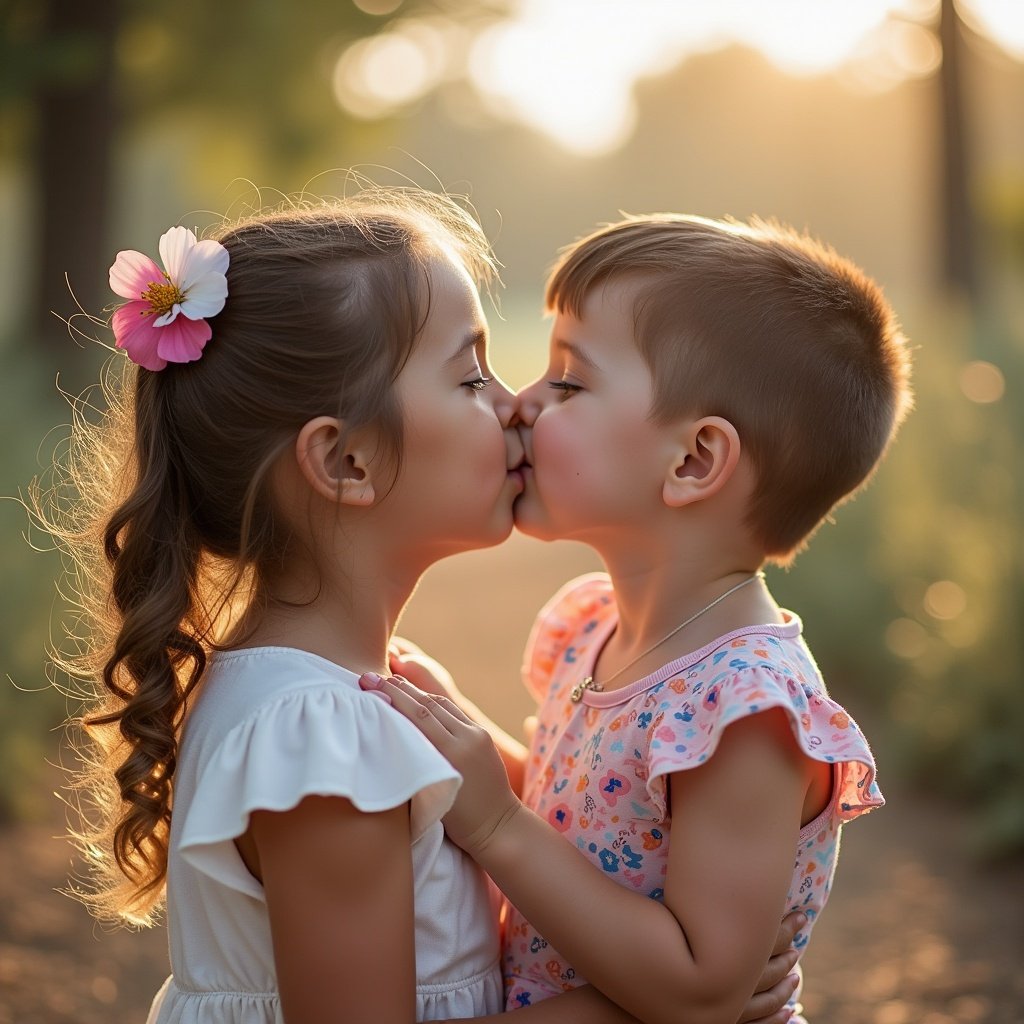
[740,910,804,1023]
[387,638,466,705]
[359,673,521,855]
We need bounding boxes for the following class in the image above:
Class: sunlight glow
[960,0,1024,59]
[331,0,1020,155]
[465,0,914,154]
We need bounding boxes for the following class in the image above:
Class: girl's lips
[507,458,528,490]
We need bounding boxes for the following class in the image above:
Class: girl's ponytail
[58,370,210,929]
[79,374,208,923]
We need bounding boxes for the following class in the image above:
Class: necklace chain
[570,572,764,702]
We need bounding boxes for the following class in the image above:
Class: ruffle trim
[178,684,460,898]
[646,663,883,821]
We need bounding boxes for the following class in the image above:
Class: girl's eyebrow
[555,339,599,370]
[446,328,487,365]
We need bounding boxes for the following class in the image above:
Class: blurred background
[1,1,1022,1021]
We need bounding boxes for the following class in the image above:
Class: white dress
[147,647,502,1023]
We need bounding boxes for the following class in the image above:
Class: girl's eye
[463,376,494,392]
[547,380,582,399]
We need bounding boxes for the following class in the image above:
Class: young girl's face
[382,248,524,561]
[516,278,676,543]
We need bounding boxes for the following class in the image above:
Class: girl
[366,214,912,1024]
[46,193,798,1023]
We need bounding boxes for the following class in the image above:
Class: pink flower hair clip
[108,226,229,371]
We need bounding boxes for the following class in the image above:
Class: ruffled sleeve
[646,653,883,824]
[521,573,614,702]
[178,685,461,898]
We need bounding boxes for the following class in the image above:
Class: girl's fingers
[426,693,476,727]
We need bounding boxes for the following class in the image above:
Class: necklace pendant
[570,676,601,703]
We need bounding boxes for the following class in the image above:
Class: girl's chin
[511,503,555,542]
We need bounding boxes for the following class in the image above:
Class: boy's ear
[294,416,377,507]
[663,416,741,508]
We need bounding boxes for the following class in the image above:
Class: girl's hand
[359,673,522,855]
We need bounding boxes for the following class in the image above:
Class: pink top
[503,575,883,1020]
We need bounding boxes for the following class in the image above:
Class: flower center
[141,276,185,317]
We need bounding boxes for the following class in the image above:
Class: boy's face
[515,278,679,544]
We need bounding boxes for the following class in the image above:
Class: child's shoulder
[536,572,615,628]
[184,646,391,761]
[197,646,362,717]
[522,574,615,698]
[685,614,815,681]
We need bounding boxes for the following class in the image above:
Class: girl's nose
[491,375,521,429]
[516,376,547,426]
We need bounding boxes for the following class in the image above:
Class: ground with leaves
[0,776,1021,1024]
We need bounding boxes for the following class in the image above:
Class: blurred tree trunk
[32,0,120,381]
[938,0,977,302]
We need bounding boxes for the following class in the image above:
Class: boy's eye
[547,380,582,399]
[463,376,494,392]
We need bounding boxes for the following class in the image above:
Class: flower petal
[152,304,183,328]
[179,273,228,319]
[109,251,164,300]
[179,238,229,292]
[112,303,167,371]
[155,315,212,364]
[158,226,198,285]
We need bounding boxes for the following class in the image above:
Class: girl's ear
[663,416,741,508]
[294,416,377,507]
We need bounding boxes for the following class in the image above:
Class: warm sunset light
[961,0,1024,58]
[330,0,1024,155]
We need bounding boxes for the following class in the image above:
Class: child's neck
[229,550,421,678]
[591,545,780,691]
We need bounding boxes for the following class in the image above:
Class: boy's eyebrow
[555,339,599,370]
[445,328,487,364]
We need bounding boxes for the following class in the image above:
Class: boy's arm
[367,675,809,1024]
[388,639,528,795]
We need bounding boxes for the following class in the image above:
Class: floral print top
[503,575,883,1019]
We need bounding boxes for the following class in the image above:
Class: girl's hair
[545,215,913,563]
[45,189,496,924]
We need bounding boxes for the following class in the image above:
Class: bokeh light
[958,360,1005,403]
[353,0,404,16]
[923,580,968,620]
[333,20,451,119]
[886,617,931,659]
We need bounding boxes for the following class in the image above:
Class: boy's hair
[545,215,912,563]
[43,189,496,923]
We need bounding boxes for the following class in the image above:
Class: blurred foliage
[0,350,70,822]
[771,283,1024,858]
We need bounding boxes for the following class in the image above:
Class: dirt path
[0,779,1021,1023]
[2,541,1021,1021]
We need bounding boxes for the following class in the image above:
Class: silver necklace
[569,572,764,702]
